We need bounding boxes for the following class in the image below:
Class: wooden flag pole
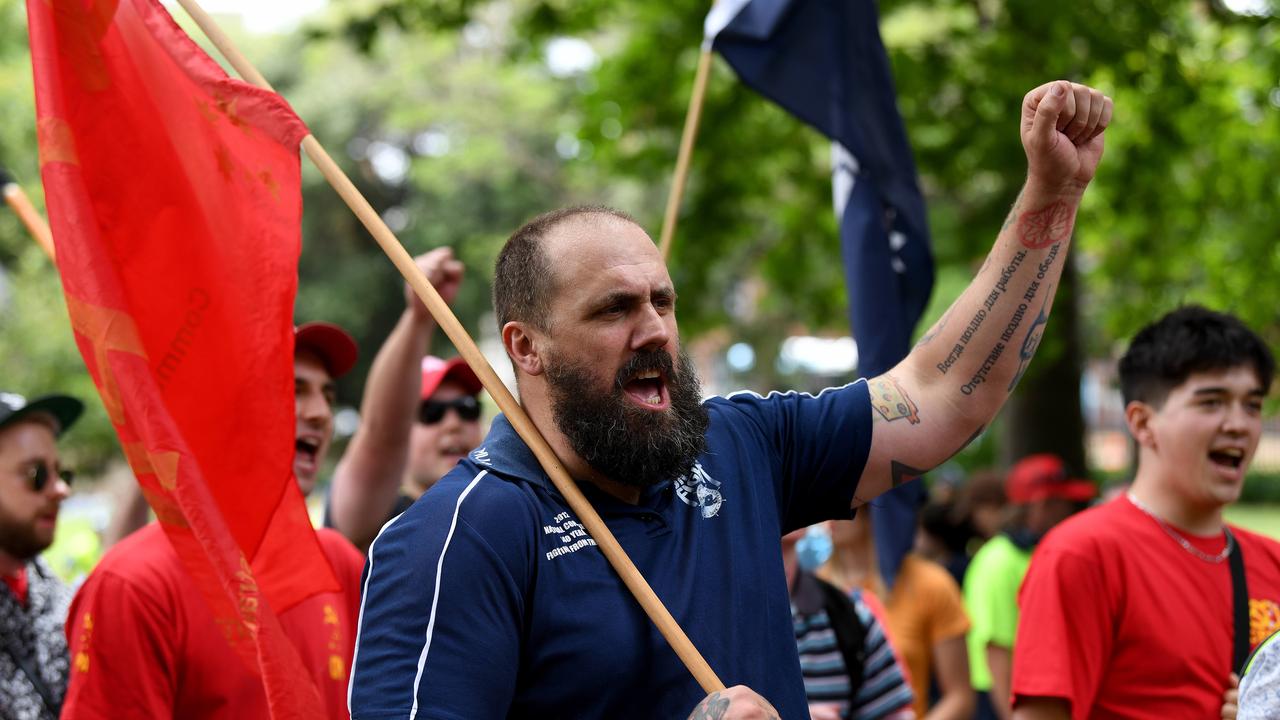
[174,0,725,694]
[1,168,56,260]
[657,46,714,261]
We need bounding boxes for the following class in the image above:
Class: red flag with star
[27,0,334,716]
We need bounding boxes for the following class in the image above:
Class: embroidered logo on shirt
[471,447,491,465]
[323,603,345,680]
[674,463,723,519]
[1252,598,1280,645]
[542,511,598,561]
[73,612,93,673]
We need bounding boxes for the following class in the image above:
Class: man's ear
[1125,400,1157,450]
[502,321,545,377]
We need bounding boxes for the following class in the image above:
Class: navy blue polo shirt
[349,380,872,719]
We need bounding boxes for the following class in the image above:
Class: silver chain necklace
[1127,492,1234,564]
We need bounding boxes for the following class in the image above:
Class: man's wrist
[404,307,437,331]
[1022,175,1087,203]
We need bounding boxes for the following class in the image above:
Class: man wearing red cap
[328,248,484,552]
[963,454,1093,720]
[61,322,367,720]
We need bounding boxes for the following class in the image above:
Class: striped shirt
[794,585,915,720]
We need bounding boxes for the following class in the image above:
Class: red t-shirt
[1012,495,1280,719]
[61,523,365,719]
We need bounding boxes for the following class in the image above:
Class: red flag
[28,0,333,716]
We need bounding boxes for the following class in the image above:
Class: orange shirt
[862,554,971,717]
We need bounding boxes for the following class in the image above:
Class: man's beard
[0,505,53,563]
[546,347,709,489]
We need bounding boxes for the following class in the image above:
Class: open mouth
[295,437,321,464]
[623,368,669,409]
[1208,447,1245,471]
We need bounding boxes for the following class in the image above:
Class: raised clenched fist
[1020,80,1114,197]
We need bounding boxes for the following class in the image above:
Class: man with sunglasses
[0,391,82,720]
[328,247,484,552]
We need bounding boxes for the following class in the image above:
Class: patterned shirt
[793,572,915,720]
[0,558,71,720]
[1240,629,1280,720]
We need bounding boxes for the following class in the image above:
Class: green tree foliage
[325,0,1280,469]
[2,0,1277,472]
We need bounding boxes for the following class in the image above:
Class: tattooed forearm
[1017,200,1073,249]
[960,341,1007,395]
[914,307,952,349]
[936,249,1030,375]
[869,375,921,424]
[1008,286,1053,391]
[935,306,988,375]
[1001,189,1026,232]
[959,241,1062,396]
[1000,242,1060,343]
[686,692,730,720]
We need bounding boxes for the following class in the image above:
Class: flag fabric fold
[28,0,331,715]
[707,0,933,587]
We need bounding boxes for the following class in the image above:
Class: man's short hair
[493,206,637,332]
[1119,305,1275,407]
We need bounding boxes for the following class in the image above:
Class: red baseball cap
[421,356,483,400]
[295,322,358,379]
[1005,454,1096,504]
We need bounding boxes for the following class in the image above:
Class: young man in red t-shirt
[1011,306,1280,720]
[61,323,367,720]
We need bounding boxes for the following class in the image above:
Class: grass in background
[1225,505,1280,541]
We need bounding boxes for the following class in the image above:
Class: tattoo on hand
[1008,286,1053,391]
[869,375,920,424]
[1017,201,1073,249]
[687,692,730,720]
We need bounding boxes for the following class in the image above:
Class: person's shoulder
[965,535,1010,581]
[86,522,178,582]
[708,380,869,413]
[1038,496,1131,552]
[902,553,962,593]
[72,523,181,616]
[377,463,541,550]
[1230,524,1280,553]
[427,462,539,517]
[315,527,365,568]
[703,380,871,442]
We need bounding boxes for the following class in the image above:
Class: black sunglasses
[418,396,481,425]
[24,464,74,492]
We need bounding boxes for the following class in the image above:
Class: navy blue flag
[706,0,933,587]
